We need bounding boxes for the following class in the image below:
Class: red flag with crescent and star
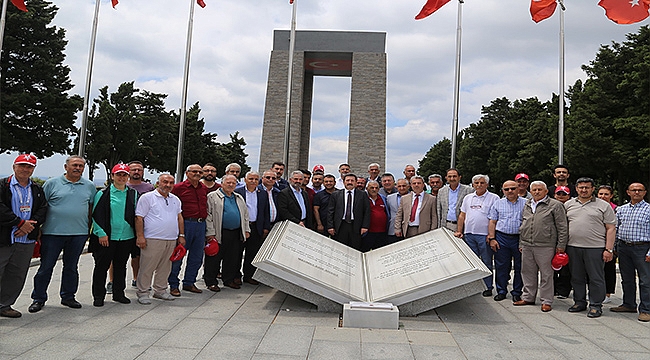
[530,0,557,22]
[415,0,452,20]
[599,0,650,24]
[197,0,206,8]
[112,0,118,8]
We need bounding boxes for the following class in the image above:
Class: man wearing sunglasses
[487,180,526,303]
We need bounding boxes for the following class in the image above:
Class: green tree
[418,137,453,179]
[0,0,82,156]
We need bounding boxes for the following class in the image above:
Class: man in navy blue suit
[277,171,312,229]
[327,174,371,251]
[235,171,271,285]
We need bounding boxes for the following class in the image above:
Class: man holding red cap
[30,155,96,313]
[89,163,138,307]
[515,181,568,312]
[515,173,532,200]
[0,154,48,318]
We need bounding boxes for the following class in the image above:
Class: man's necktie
[410,193,419,222]
[268,189,276,222]
[345,191,352,222]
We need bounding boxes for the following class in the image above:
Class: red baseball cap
[555,186,570,195]
[312,164,325,173]
[14,154,37,167]
[551,252,569,271]
[515,173,529,181]
[170,244,187,262]
[111,163,130,174]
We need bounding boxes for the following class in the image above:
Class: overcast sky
[1,0,645,181]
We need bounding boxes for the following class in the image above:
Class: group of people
[1,156,648,326]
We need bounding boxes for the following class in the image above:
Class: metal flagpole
[450,0,464,168]
[283,0,297,179]
[0,0,9,148]
[175,0,196,182]
[78,0,101,157]
[558,0,566,164]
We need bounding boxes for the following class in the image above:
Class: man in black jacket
[277,171,312,228]
[327,173,371,251]
[0,154,48,318]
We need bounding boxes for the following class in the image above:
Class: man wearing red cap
[515,181,568,312]
[515,173,532,200]
[89,164,138,307]
[0,154,48,318]
[30,155,96,313]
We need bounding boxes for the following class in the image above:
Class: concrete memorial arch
[258,30,387,175]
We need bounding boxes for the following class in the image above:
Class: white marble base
[342,303,399,329]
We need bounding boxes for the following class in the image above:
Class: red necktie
[410,194,419,222]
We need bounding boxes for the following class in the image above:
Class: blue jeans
[168,220,205,289]
[464,233,493,290]
[31,235,88,303]
[493,231,522,296]
[617,241,650,313]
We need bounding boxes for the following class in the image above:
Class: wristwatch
[178,234,185,237]
[488,237,496,241]
[605,248,613,253]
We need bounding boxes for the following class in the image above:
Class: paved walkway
[0,254,648,359]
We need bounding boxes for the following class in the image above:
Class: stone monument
[258,30,386,175]
[252,221,492,316]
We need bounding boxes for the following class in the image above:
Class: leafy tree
[418,137,453,179]
[0,0,82,157]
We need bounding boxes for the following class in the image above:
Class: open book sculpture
[252,221,491,316]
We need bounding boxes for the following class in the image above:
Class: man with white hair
[515,181,568,312]
[366,163,381,186]
[454,174,500,297]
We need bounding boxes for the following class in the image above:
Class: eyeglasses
[503,187,517,191]
[264,176,276,180]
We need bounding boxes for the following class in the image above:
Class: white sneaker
[603,295,612,304]
[153,293,175,301]
[137,297,151,305]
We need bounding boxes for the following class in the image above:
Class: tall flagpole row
[283,0,297,179]
[0,0,9,149]
[78,0,101,158]
[175,0,196,182]
[558,0,566,165]
[450,0,464,169]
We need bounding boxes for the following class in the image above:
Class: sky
[0,0,646,182]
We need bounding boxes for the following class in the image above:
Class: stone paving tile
[542,335,611,359]
[0,319,75,355]
[128,301,196,330]
[135,347,200,359]
[405,330,456,346]
[569,323,648,353]
[361,343,414,360]
[308,339,361,360]
[313,326,360,342]
[360,328,409,344]
[75,327,167,360]
[410,344,466,360]
[196,333,264,360]
[516,313,580,337]
[511,347,567,360]
[188,296,244,320]
[252,355,306,360]
[452,331,518,359]
[612,351,650,360]
[256,324,314,357]
[399,318,448,332]
[274,310,339,327]
[15,337,96,360]
[152,317,224,349]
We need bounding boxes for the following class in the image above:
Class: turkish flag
[11,0,27,12]
[530,0,557,23]
[197,0,206,8]
[290,0,294,3]
[599,0,650,24]
[415,0,452,20]
[112,0,118,8]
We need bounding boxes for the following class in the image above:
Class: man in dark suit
[277,171,312,228]
[327,174,371,251]
[235,171,270,285]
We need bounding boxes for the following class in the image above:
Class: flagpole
[450,0,463,168]
[283,0,297,178]
[78,0,101,158]
[175,0,196,182]
[558,0,566,164]
[0,0,8,149]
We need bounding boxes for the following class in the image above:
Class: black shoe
[568,304,587,313]
[112,296,131,304]
[482,290,493,297]
[28,301,44,313]
[93,299,104,307]
[61,298,82,309]
[494,293,507,301]
[587,308,602,318]
[512,295,522,303]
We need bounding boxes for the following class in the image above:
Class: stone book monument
[252,221,491,316]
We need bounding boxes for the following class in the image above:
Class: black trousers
[361,232,386,252]
[243,223,262,280]
[92,239,134,300]
[204,228,242,285]
[335,222,362,251]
